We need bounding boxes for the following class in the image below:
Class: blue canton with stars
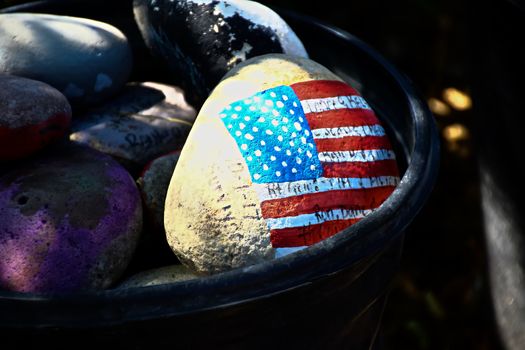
[219,85,323,184]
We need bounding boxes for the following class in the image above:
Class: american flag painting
[219,80,400,251]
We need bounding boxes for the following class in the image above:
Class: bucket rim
[0,1,440,327]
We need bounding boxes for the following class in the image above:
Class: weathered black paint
[133,0,285,106]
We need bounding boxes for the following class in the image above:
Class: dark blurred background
[261,1,505,349]
[2,0,524,349]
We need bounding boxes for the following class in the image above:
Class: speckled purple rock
[0,145,143,294]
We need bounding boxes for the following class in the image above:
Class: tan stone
[117,265,198,288]
[164,54,346,274]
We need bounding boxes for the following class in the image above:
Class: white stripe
[275,246,307,258]
[300,95,370,114]
[311,125,385,139]
[253,176,399,201]
[266,209,373,230]
[318,149,396,163]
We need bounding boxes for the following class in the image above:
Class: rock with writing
[0,13,132,106]
[0,145,143,294]
[138,151,181,231]
[164,54,401,274]
[117,264,198,288]
[70,82,196,170]
[133,0,308,106]
[0,74,72,161]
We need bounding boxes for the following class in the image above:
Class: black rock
[133,0,308,107]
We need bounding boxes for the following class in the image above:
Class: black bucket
[0,1,439,348]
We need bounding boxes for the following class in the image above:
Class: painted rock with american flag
[164,54,400,274]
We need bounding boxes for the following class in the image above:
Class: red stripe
[270,219,360,247]
[291,80,359,100]
[261,186,395,219]
[322,161,400,178]
[264,79,397,248]
[305,109,379,129]
[314,136,393,152]
[0,112,71,160]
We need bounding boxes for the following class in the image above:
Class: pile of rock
[0,0,399,294]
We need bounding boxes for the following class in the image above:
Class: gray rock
[0,13,132,106]
[70,82,196,167]
[137,151,181,231]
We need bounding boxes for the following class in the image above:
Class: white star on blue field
[220,85,323,184]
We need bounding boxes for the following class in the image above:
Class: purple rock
[0,145,143,294]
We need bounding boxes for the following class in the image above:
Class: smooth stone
[0,74,72,161]
[0,13,132,106]
[137,151,181,231]
[133,0,308,106]
[0,145,143,294]
[164,54,400,274]
[70,82,196,168]
[116,264,198,288]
